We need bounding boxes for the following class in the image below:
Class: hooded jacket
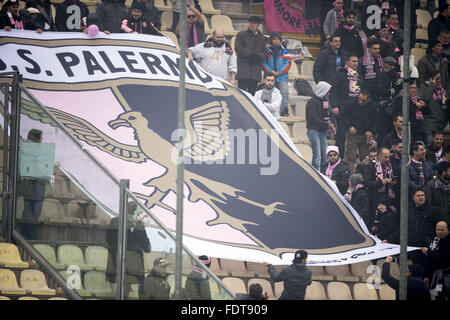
[262,45,291,83]
[306,82,332,132]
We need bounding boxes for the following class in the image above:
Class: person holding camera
[254,72,282,120]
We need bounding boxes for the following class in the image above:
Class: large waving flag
[0,31,405,265]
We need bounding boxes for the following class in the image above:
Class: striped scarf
[375,159,395,198]
[362,50,383,80]
[411,158,425,187]
[7,11,23,29]
[345,65,360,97]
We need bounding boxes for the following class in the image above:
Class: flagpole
[175,0,187,301]
[399,0,411,301]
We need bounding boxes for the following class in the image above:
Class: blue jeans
[307,129,328,170]
[276,81,289,116]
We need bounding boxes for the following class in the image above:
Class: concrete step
[215,2,242,14]
[292,121,308,140]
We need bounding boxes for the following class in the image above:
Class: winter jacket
[381,129,402,150]
[0,9,23,29]
[323,8,341,39]
[20,8,46,31]
[268,263,312,300]
[95,0,128,33]
[370,207,398,243]
[417,53,449,93]
[426,143,447,164]
[426,234,450,275]
[349,186,371,223]
[27,0,55,31]
[321,160,350,195]
[334,24,364,58]
[409,160,433,194]
[358,53,383,98]
[382,262,431,300]
[305,95,330,133]
[420,82,448,133]
[235,29,266,81]
[424,177,450,220]
[55,0,89,32]
[130,0,161,30]
[373,70,403,103]
[408,202,440,247]
[262,45,291,83]
[183,271,211,300]
[428,14,450,48]
[345,99,377,135]
[313,47,348,84]
[139,269,170,300]
[121,14,162,35]
[329,66,362,110]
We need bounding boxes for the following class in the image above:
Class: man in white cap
[305,81,335,170]
[321,145,350,195]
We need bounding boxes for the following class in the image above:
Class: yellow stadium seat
[154,0,172,11]
[416,28,428,43]
[201,14,213,37]
[59,270,92,297]
[0,269,27,296]
[350,261,374,281]
[308,265,333,281]
[32,244,66,270]
[220,259,254,278]
[57,245,92,271]
[0,295,11,300]
[327,281,353,300]
[83,271,115,299]
[379,283,396,300]
[300,60,315,78]
[247,278,275,300]
[20,269,56,296]
[48,297,68,300]
[416,9,432,29]
[273,281,283,299]
[221,277,247,295]
[162,31,180,50]
[246,262,270,278]
[325,265,359,282]
[352,283,378,300]
[0,243,29,269]
[198,0,221,15]
[210,15,238,37]
[18,296,39,300]
[305,281,327,300]
[161,11,173,31]
[85,246,109,272]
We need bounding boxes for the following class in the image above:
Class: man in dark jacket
[370,197,398,243]
[344,90,376,173]
[183,255,212,300]
[425,161,450,220]
[55,0,89,32]
[235,16,266,95]
[409,142,434,195]
[139,257,171,300]
[95,0,127,34]
[306,81,334,170]
[382,255,430,300]
[344,173,370,224]
[426,132,446,164]
[321,146,350,195]
[358,37,383,100]
[130,0,161,30]
[428,3,450,49]
[120,1,162,35]
[334,9,364,58]
[381,114,403,150]
[265,250,312,300]
[313,34,348,85]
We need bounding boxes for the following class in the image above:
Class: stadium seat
[327,281,353,300]
[209,257,228,277]
[143,251,164,274]
[126,250,145,275]
[273,281,283,299]
[0,295,10,300]
[379,283,396,300]
[20,269,56,296]
[57,245,92,271]
[32,244,66,270]
[416,9,432,29]
[198,0,221,15]
[305,281,327,300]
[325,265,359,282]
[246,262,270,278]
[48,297,68,300]
[83,271,115,299]
[221,277,247,295]
[210,15,238,37]
[162,31,180,50]
[0,268,27,296]
[161,11,173,31]
[308,266,333,281]
[247,278,275,300]
[220,259,253,277]
[0,243,29,269]
[18,296,39,300]
[59,270,92,297]
[350,261,374,281]
[154,0,172,11]
[416,28,428,44]
[411,48,426,66]
[85,246,109,272]
[299,60,315,80]
[201,14,213,37]
[352,283,378,300]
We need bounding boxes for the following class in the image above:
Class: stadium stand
[352,283,378,300]
[305,281,328,300]
[220,258,254,278]
[379,283,396,300]
[246,261,270,278]
[325,265,359,282]
[85,246,109,272]
[209,257,229,277]
[327,281,353,300]
[0,243,29,269]
[0,268,27,296]
[57,245,92,271]
[210,15,238,37]
[20,269,56,296]
[83,271,115,299]
[247,278,275,300]
[221,277,247,295]
[198,0,221,15]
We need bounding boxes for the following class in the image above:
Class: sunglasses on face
[187,15,196,18]
[328,153,338,157]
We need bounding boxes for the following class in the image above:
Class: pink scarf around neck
[7,11,23,29]
[325,158,341,179]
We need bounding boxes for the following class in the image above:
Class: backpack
[294,79,314,97]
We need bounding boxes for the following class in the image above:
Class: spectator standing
[355,146,378,176]
[389,138,402,209]
[323,0,344,46]
[313,34,348,84]
[139,257,171,300]
[330,53,362,156]
[334,9,364,58]
[183,255,212,300]
[188,28,236,84]
[358,37,383,100]
[96,0,127,34]
[55,0,89,32]
[420,71,448,147]
[264,250,312,300]
[344,90,376,173]
[409,142,434,195]
[306,81,334,170]
[121,1,162,35]
[262,32,291,117]
[427,132,446,164]
[175,4,204,48]
[0,0,23,30]
[425,161,450,220]
[384,10,404,56]
[382,255,431,300]
[235,16,266,96]
[370,197,398,243]
[344,173,370,223]
[321,146,350,195]
[254,72,282,120]
[130,0,161,30]
[428,3,450,48]
[25,0,55,31]
[170,0,200,33]
[381,114,403,150]
[418,39,450,93]
[377,27,401,61]
[20,7,46,32]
